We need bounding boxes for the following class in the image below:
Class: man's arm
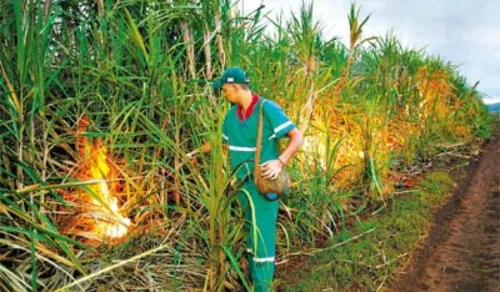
[278,128,302,165]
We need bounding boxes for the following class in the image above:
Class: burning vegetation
[58,116,131,245]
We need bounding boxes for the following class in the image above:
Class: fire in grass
[58,116,131,245]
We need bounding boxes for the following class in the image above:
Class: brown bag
[253,100,291,196]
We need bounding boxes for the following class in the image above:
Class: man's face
[222,83,240,104]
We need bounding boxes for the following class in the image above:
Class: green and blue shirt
[222,94,296,180]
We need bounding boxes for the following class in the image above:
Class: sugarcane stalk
[203,26,213,79]
[0,138,15,189]
[214,10,225,69]
[181,21,196,79]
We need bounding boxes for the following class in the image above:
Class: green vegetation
[283,172,455,291]
[0,1,492,291]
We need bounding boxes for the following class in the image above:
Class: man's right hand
[186,142,212,162]
[187,150,198,159]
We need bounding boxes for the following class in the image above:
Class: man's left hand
[260,160,284,180]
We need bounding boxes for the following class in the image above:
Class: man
[188,67,302,291]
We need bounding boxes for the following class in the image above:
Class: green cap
[212,67,250,90]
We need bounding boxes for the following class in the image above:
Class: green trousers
[238,181,279,292]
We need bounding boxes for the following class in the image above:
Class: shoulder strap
[254,100,265,174]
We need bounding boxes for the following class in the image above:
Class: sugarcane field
[1,1,499,291]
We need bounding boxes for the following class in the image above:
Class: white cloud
[482,97,500,104]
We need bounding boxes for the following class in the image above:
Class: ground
[391,125,500,292]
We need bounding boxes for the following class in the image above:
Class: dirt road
[393,128,500,291]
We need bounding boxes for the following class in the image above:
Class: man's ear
[229,83,238,92]
[237,83,249,92]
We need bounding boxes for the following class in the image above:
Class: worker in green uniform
[188,67,302,291]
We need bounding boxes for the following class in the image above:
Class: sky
[242,0,500,104]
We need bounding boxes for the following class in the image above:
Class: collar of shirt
[237,92,259,121]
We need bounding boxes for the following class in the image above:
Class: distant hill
[486,102,500,112]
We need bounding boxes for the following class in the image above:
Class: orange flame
[86,141,131,239]
[60,116,131,244]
